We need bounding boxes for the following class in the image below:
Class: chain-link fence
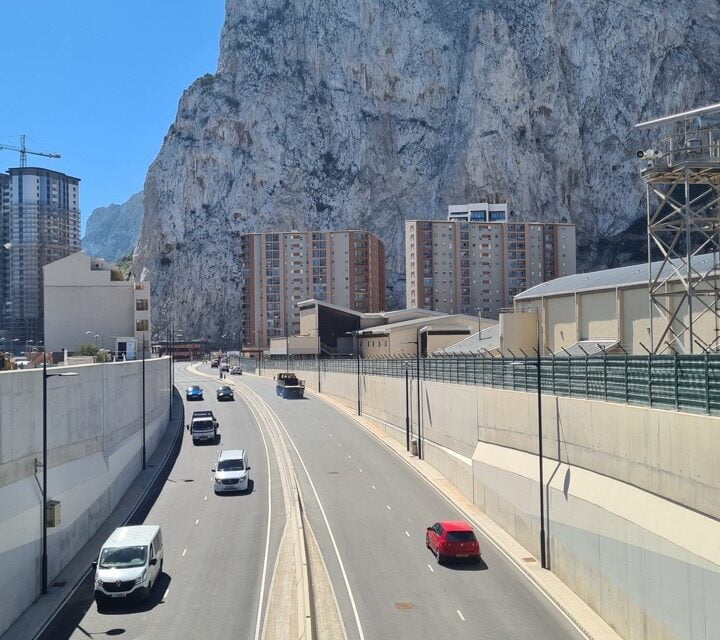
[251,353,720,416]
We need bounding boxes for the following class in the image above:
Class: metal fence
[253,353,720,416]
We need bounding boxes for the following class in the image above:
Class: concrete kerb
[297,381,620,640]
[188,365,313,640]
[2,391,184,640]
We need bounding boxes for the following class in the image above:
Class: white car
[212,449,250,493]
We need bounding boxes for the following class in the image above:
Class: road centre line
[194,519,199,525]
[238,382,366,640]
[405,531,410,537]
[427,564,434,573]
[182,548,187,557]
[372,485,376,490]
[386,505,392,510]
[457,610,466,622]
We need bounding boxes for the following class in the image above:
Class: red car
[426,521,481,563]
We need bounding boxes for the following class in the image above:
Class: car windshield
[219,387,231,392]
[188,386,200,392]
[99,545,147,568]
[446,531,476,542]
[193,420,214,431]
[218,458,244,471]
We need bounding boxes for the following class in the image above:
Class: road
[42,364,584,640]
[222,367,584,640]
[38,365,285,640]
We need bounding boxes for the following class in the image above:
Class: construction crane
[0,134,61,167]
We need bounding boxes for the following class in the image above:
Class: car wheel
[425,535,430,550]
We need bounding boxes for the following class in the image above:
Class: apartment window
[136,319,149,331]
[136,299,149,311]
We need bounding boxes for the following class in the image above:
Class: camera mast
[636,103,720,354]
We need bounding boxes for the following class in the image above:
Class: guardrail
[251,353,720,416]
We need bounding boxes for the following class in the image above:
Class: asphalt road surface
[39,365,285,640]
[231,368,585,640]
[42,364,584,640]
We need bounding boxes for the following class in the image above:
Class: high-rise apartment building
[405,220,576,318]
[0,167,81,349]
[239,230,385,349]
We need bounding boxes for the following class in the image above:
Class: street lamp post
[405,363,410,451]
[141,332,146,469]
[509,328,547,570]
[416,327,422,459]
[42,353,77,594]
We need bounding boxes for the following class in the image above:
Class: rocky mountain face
[135,0,720,339]
[83,191,144,262]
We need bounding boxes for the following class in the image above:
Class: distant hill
[82,191,144,262]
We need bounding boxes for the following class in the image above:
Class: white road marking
[204,495,207,501]
[195,519,199,525]
[427,564,434,573]
[182,548,187,557]
[405,531,410,537]
[358,468,363,473]
[372,485,376,490]
[260,399,367,640]
[337,443,342,447]
[347,454,352,459]
[163,588,170,600]
[457,610,466,622]
[386,505,392,511]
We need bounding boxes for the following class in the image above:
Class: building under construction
[0,167,81,352]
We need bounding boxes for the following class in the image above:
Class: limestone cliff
[83,191,144,262]
[135,0,720,338]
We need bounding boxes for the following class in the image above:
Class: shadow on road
[442,557,489,572]
[97,573,172,615]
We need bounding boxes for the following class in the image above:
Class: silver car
[212,449,250,493]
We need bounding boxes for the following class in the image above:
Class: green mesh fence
[251,353,720,416]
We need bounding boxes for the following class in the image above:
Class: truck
[275,372,305,399]
[187,410,218,444]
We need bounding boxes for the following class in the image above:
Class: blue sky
[0,1,225,233]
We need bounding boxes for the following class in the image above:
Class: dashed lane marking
[427,564,434,573]
[182,548,187,557]
[386,505,392,511]
[457,610,466,622]
[372,485,376,490]
[405,531,410,537]
[163,588,170,600]
[195,519,199,525]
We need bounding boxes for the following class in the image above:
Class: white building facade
[43,252,150,357]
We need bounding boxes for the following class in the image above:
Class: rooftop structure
[636,102,720,354]
[447,202,508,222]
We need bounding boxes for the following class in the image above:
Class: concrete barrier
[0,358,171,636]
[261,364,720,640]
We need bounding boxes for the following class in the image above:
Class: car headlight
[214,477,222,483]
[135,569,147,585]
[95,578,103,588]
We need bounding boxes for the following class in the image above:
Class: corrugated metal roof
[515,252,719,301]
[356,314,476,335]
[555,339,618,357]
[436,324,500,354]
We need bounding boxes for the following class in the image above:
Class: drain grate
[394,602,414,610]
[183,479,194,482]
[327,471,339,475]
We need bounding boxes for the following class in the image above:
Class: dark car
[216,385,234,401]
[426,521,481,564]
[210,359,219,368]
[186,385,203,401]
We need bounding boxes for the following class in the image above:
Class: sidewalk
[300,383,621,640]
[2,393,184,640]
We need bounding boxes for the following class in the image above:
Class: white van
[93,525,163,604]
[212,449,250,493]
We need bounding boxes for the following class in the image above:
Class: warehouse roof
[434,324,500,355]
[515,252,719,301]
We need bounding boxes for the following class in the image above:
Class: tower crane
[0,134,61,167]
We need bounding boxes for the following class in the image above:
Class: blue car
[186,385,203,401]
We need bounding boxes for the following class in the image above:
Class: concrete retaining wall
[0,358,170,636]
[261,364,720,640]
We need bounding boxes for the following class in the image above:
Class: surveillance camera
[637,149,661,159]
